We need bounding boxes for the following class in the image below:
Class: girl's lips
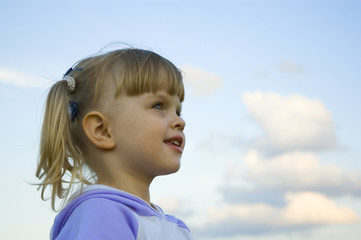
[165,142,183,153]
[164,135,184,153]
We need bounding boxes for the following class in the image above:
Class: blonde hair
[36,48,184,210]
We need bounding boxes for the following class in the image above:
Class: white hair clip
[62,67,83,93]
[63,75,76,93]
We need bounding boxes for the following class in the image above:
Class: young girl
[36,48,193,239]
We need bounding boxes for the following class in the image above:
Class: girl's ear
[82,111,115,149]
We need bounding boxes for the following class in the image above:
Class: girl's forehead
[126,90,181,103]
[114,90,181,109]
[146,91,182,103]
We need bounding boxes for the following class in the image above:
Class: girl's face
[109,90,186,181]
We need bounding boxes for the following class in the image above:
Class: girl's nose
[171,115,186,131]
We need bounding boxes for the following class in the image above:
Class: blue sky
[1,0,360,239]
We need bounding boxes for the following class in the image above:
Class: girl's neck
[96,174,153,204]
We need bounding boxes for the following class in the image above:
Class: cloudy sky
[1,1,360,239]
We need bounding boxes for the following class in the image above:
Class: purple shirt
[51,185,193,240]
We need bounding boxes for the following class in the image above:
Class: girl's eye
[152,103,163,110]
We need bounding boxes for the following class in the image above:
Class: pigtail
[36,80,85,210]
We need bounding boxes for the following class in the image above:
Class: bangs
[112,49,184,102]
[72,49,185,112]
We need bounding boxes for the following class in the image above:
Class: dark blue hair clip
[63,67,84,77]
[63,67,73,77]
[68,101,78,121]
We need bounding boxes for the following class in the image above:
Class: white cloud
[208,91,361,238]
[0,68,52,88]
[196,192,359,237]
[194,133,242,153]
[278,60,305,74]
[156,197,182,212]
[242,150,361,195]
[181,65,223,96]
[155,197,193,219]
[243,91,337,152]
[283,192,359,225]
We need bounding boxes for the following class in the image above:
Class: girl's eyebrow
[148,92,172,101]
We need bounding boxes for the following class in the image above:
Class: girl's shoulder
[50,185,145,240]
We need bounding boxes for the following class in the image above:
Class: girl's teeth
[171,140,180,146]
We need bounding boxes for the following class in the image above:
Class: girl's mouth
[164,135,184,153]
